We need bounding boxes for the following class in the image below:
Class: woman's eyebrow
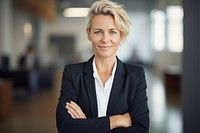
[110,28,118,30]
[93,28,102,30]
[92,27,118,31]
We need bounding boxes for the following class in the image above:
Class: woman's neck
[94,56,116,74]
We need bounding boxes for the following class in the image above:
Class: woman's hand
[65,101,87,119]
[109,113,132,130]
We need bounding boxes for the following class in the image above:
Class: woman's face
[87,14,122,59]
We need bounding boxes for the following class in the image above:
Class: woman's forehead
[90,15,117,29]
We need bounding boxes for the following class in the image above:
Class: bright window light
[151,10,166,51]
[167,6,183,52]
[63,8,90,17]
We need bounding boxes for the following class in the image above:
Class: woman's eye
[110,31,117,35]
[94,31,102,35]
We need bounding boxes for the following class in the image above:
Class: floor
[0,69,182,133]
[146,70,182,133]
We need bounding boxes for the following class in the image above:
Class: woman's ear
[86,28,91,41]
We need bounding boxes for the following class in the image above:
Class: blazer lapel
[107,58,125,115]
[83,56,98,118]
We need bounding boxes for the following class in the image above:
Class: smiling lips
[98,45,112,49]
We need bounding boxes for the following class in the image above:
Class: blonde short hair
[86,0,131,40]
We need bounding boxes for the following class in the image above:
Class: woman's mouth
[98,45,112,49]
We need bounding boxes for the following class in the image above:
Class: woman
[56,0,149,133]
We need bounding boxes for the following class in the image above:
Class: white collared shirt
[93,58,117,117]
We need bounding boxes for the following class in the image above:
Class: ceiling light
[23,22,32,38]
[63,8,90,17]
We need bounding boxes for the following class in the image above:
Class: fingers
[65,101,86,119]
[66,102,80,118]
[66,104,78,119]
[68,101,82,114]
[67,110,76,119]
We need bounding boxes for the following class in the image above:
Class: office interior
[0,0,199,133]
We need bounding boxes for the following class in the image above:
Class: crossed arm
[66,101,132,130]
[56,65,149,133]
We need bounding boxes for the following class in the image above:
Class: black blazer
[56,56,149,133]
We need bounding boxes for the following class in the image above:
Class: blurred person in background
[56,0,149,133]
[19,45,39,93]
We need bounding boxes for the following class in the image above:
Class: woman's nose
[101,33,110,43]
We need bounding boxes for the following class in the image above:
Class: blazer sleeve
[111,67,149,133]
[56,65,111,133]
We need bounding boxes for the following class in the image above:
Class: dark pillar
[182,0,200,132]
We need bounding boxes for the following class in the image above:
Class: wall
[0,0,14,68]
[153,51,182,74]
[117,11,152,63]
[12,11,33,69]
[38,15,91,67]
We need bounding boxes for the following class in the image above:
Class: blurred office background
[0,0,199,133]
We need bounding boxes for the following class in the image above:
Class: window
[151,6,183,52]
[151,10,165,51]
[167,6,183,52]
